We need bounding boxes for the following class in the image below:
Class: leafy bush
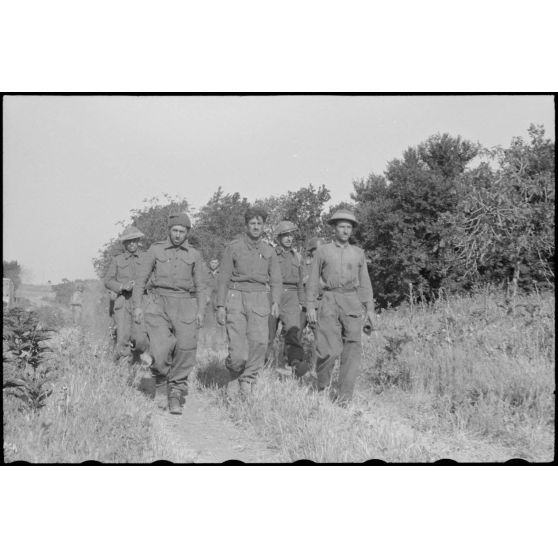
[3,307,56,412]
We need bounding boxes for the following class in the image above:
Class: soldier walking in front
[267,220,308,378]
[132,213,206,414]
[216,207,281,396]
[306,210,375,404]
[104,226,149,363]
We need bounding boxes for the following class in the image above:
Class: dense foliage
[3,260,22,290]
[92,126,554,307]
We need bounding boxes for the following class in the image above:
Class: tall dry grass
[195,289,555,462]
[3,327,196,463]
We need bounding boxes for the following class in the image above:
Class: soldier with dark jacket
[132,213,206,414]
[306,210,375,404]
[216,207,282,395]
[267,221,308,377]
[104,226,149,362]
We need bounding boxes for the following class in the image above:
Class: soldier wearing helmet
[104,225,150,364]
[132,213,207,415]
[266,220,308,378]
[306,209,375,404]
[216,207,282,396]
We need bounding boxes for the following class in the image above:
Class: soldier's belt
[323,287,357,293]
[154,288,197,298]
[229,281,267,292]
[282,284,299,291]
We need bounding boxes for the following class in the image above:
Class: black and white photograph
[3,94,555,464]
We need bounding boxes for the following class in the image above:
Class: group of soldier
[103,207,374,415]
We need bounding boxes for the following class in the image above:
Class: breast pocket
[176,252,195,279]
[116,261,131,282]
[258,253,272,276]
[155,255,172,280]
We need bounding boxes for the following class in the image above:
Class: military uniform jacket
[132,240,206,308]
[104,251,145,295]
[275,245,304,305]
[305,241,373,311]
[217,234,282,307]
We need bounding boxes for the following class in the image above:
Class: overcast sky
[3,95,554,283]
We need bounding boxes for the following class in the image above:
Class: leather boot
[168,388,184,415]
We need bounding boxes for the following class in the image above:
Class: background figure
[104,226,150,364]
[132,213,206,414]
[70,284,84,326]
[266,220,308,377]
[306,210,375,404]
[216,207,281,396]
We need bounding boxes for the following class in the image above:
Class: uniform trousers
[225,289,270,384]
[113,295,149,361]
[144,293,199,394]
[268,288,304,365]
[315,291,363,402]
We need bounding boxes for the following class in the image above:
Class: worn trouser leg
[225,290,248,379]
[337,301,363,402]
[280,290,304,365]
[144,297,176,379]
[114,298,132,360]
[225,290,269,385]
[315,293,343,390]
[164,297,199,393]
[316,292,363,401]
[243,291,270,383]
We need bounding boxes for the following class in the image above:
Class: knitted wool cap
[168,213,191,229]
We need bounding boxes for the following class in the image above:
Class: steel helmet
[274,220,298,237]
[306,237,324,251]
[327,209,358,227]
[120,225,145,243]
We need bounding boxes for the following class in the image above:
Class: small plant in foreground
[3,307,56,412]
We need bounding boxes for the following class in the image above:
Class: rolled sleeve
[357,252,374,307]
[132,249,155,307]
[103,258,121,294]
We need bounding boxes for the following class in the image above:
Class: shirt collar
[164,239,190,250]
[124,250,140,259]
[243,234,262,250]
[333,240,350,249]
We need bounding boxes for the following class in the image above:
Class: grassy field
[3,299,196,463]
[196,288,555,462]
[3,286,554,463]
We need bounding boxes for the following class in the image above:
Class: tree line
[91,124,554,308]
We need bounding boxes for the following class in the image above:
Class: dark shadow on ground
[197,357,231,388]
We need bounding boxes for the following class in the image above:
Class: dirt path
[155,390,279,464]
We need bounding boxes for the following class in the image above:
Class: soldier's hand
[307,307,317,324]
[134,308,143,324]
[216,306,226,326]
[365,309,375,329]
[122,280,135,292]
[196,312,204,328]
[271,302,280,318]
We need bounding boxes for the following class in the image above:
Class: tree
[191,187,251,261]
[450,125,555,291]
[352,134,479,306]
[3,260,22,290]
[93,194,189,278]
[257,184,331,248]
